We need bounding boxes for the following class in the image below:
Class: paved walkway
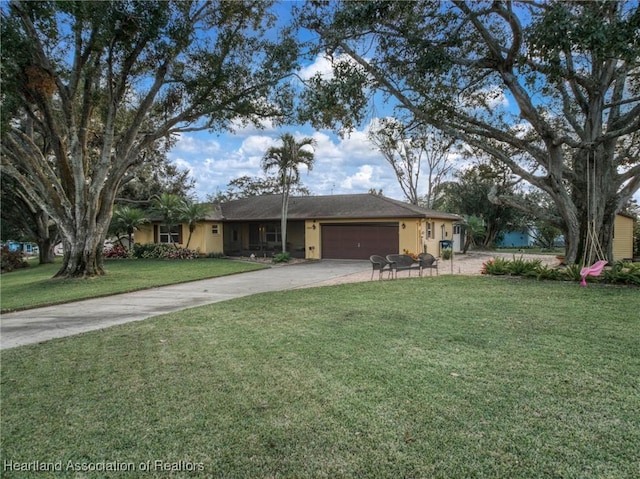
[0,260,369,350]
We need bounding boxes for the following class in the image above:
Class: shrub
[272,252,291,263]
[132,243,174,259]
[535,265,563,281]
[603,262,640,285]
[104,244,132,259]
[1,246,28,273]
[441,248,453,260]
[508,255,542,276]
[206,252,226,259]
[132,243,198,260]
[481,257,510,275]
[561,263,583,282]
[163,248,199,260]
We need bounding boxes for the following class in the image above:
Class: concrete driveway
[0,260,369,350]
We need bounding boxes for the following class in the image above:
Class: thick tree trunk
[35,211,56,264]
[37,237,55,264]
[53,201,112,278]
[571,147,617,265]
[55,239,105,278]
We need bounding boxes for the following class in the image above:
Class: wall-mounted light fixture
[312,224,316,230]
[401,223,406,229]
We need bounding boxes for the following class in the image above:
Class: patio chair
[370,255,391,280]
[418,253,439,276]
[386,254,422,279]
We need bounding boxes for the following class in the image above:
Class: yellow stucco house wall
[134,194,463,260]
[613,213,635,261]
[135,221,224,255]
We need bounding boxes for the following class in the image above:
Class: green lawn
[1,277,638,478]
[0,258,267,312]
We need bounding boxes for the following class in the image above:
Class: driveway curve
[0,260,369,350]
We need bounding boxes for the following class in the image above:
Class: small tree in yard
[462,215,487,254]
[262,133,316,254]
[109,206,148,250]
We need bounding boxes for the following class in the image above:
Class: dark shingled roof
[217,194,461,221]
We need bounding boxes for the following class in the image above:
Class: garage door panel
[322,224,398,259]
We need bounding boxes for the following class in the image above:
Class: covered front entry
[321,223,399,259]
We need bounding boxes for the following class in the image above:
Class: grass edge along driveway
[1,276,639,478]
[0,258,267,312]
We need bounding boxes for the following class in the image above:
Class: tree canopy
[1,0,299,277]
[298,0,640,264]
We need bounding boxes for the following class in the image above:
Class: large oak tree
[298,0,640,264]
[1,0,298,277]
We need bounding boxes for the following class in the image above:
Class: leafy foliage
[1,246,28,273]
[603,262,640,285]
[103,244,132,260]
[440,163,523,248]
[132,243,175,259]
[480,257,511,276]
[109,206,148,249]
[208,175,312,203]
[272,252,292,263]
[132,243,199,260]
[482,255,639,286]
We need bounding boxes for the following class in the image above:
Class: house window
[265,225,282,243]
[159,225,180,244]
[454,224,461,235]
[211,224,219,235]
[426,221,436,239]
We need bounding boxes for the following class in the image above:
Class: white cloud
[298,54,335,80]
[168,122,410,201]
[238,135,277,157]
[172,134,221,154]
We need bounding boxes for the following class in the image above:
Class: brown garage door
[321,223,399,259]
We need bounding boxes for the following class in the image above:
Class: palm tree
[151,193,186,246]
[109,206,148,249]
[181,201,211,249]
[261,133,316,253]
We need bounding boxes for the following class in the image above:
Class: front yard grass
[1,277,639,478]
[0,259,267,312]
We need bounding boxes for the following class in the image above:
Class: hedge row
[481,256,640,285]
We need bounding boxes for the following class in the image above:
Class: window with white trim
[159,225,180,244]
